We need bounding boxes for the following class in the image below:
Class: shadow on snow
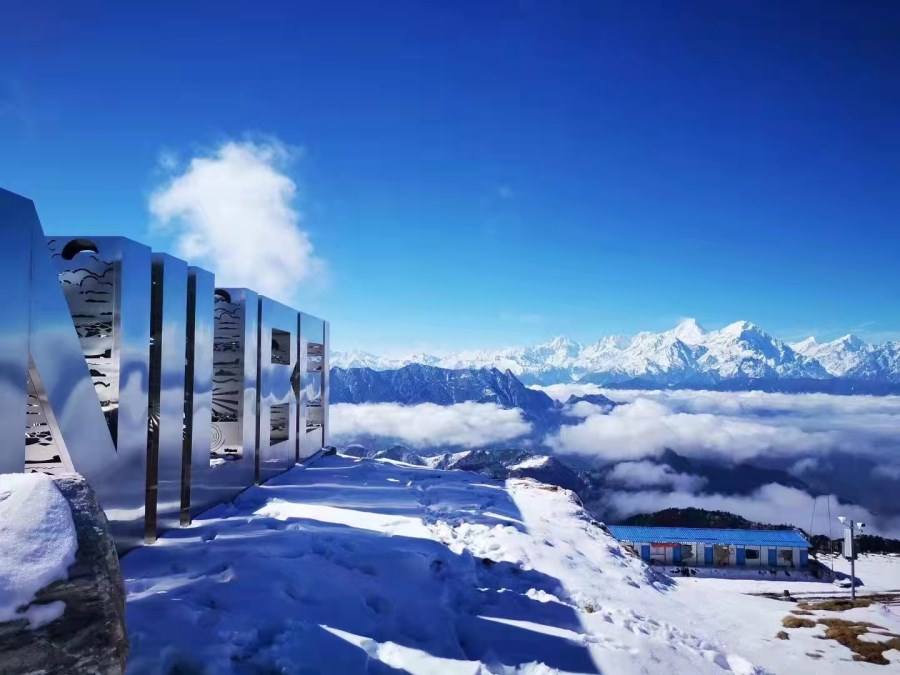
[122,455,602,674]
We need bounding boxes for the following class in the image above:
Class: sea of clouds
[331,388,900,537]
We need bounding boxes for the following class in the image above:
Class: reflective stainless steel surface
[298,312,327,459]
[3,186,332,552]
[1,189,40,474]
[147,253,189,540]
[257,297,298,482]
[323,320,330,448]
[183,266,215,522]
[210,287,258,496]
[47,235,153,549]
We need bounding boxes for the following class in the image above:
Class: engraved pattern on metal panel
[210,287,258,495]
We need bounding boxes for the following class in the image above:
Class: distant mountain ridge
[329,364,563,426]
[333,319,900,390]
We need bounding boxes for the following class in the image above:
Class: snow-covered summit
[791,333,872,376]
[671,318,707,345]
[332,318,875,386]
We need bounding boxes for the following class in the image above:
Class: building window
[681,544,694,560]
[780,549,793,564]
[745,548,760,560]
[714,544,730,565]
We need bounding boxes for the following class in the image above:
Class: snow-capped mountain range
[333,319,900,388]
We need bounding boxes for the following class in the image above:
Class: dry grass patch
[790,609,814,616]
[815,618,900,666]
[798,598,874,612]
[775,631,789,640]
[782,615,816,629]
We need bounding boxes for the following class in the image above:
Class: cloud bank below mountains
[331,402,532,448]
[149,137,323,305]
[332,389,900,537]
[544,388,900,468]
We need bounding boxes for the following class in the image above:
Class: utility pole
[838,516,865,600]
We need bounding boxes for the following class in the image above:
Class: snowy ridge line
[121,454,763,674]
[332,318,900,387]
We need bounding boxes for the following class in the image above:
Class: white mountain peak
[670,318,706,345]
[331,320,896,385]
[718,320,760,337]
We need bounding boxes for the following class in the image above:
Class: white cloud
[530,383,604,402]
[872,464,900,480]
[603,483,900,539]
[149,138,323,305]
[605,461,707,492]
[330,402,532,448]
[563,400,610,418]
[545,389,900,464]
[546,397,837,463]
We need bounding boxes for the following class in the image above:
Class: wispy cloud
[605,460,707,492]
[149,136,324,304]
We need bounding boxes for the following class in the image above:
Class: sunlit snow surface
[0,473,77,628]
[121,456,896,674]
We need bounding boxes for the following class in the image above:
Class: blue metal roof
[607,525,810,548]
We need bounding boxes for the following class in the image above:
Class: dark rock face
[329,365,563,427]
[0,475,128,674]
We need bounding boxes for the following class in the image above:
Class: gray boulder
[0,474,128,674]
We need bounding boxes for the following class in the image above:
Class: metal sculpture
[2,187,329,551]
[257,297,299,482]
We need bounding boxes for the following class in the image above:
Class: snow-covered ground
[120,456,899,673]
[673,555,900,673]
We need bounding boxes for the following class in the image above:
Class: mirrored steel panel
[322,320,330,448]
[1,189,41,474]
[183,266,215,522]
[46,235,152,549]
[298,312,327,460]
[3,187,332,552]
[210,287,258,495]
[257,297,298,482]
[147,253,189,540]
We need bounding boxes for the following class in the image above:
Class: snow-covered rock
[0,473,77,627]
[0,473,128,674]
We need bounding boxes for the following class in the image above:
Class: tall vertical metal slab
[257,297,298,483]
[210,288,258,497]
[298,312,326,460]
[46,235,153,549]
[1,189,38,474]
[147,253,189,540]
[322,320,329,448]
[183,266,215,523]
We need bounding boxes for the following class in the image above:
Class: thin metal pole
[850,519,856,601]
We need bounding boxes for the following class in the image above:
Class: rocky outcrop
[0,474,128,674]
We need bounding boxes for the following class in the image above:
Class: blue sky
[2,1,899,353]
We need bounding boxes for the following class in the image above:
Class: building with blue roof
[607,525,811,568]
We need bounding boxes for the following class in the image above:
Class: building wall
[623,540,806,568]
